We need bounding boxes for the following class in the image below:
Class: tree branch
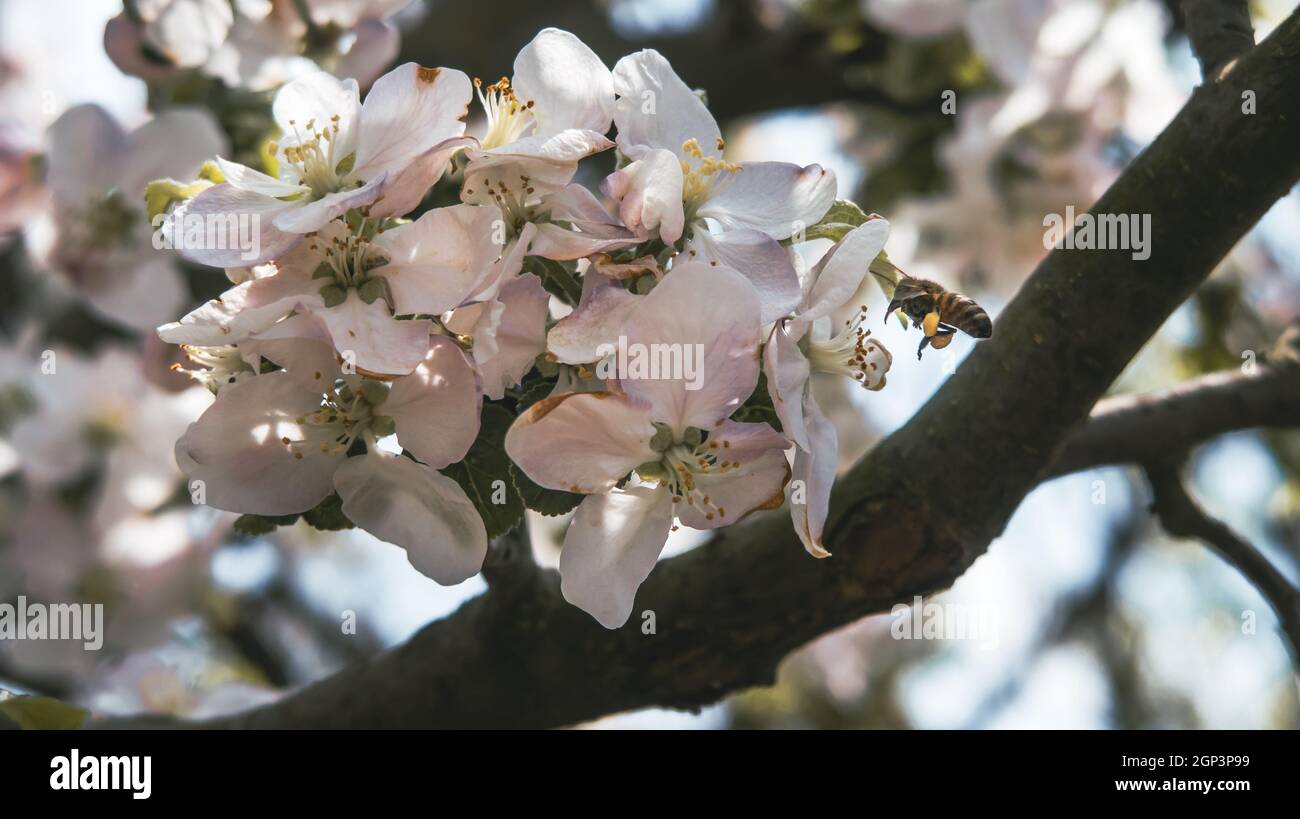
[1047,356,1300,479]
[1145,459,1300,663]
[1181,0,1256,79]
[98,6,1300,729]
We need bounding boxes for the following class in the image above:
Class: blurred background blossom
[0,0,1297,728]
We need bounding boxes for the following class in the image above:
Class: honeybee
[872,262,993,359]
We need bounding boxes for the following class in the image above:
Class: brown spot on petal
[417,66,441,84]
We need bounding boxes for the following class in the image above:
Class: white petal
[44,105,125,202]
[451,273,549,400]
[157,264,320,345]
[790,398,837,558]
[504,392,658,493]
[164,183,304,266]
[462,129,613,202]
[673,420,790,530]
[801,218,890,321]
[314,290,431,377]
[119,108,228,197]
[215,156,308,197]
[335,452,488,586]
[612,49,719,159]
[269,174,387,234]
[621,261,762,433]
[385,336,482,468]
[560,486,673,629]
[697,161,836,238]
[546,273,641,364]
[686,228,801,323]
[352,63,472,183]
[367,135,474,218]
[273,71,361,159]
[175,371,339,516]
[333,17,401,89]
[763,321,812,451]
[512,28,614,136]
[600,148,685,243]
[370,203,503,314]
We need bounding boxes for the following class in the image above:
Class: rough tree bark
[100,6,1300,729]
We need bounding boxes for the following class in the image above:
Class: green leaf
[0,692,89,730]
[440,404,525,538]
[524,256,583,306]
[510,463,583,517]
[730,371,782,431]
[801,199,870,243]
[233,512,300,537]
[301,492,355,531]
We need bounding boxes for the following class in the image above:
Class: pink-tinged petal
[157,263,321,345]
[352,63,472,183]
[560,485,673,629]
[674,420,790,530]
[314,290,431,377]
[45,105,125,202]
[243,314,342,393]
[273,71,361,159]
[622,261,762,433]
[335,452,487,585]
[801,218,890,321]
[119,108,227,196]
[463,129,613,202]
[367,135,475,218]
[464,221,536,303]
[446,273,549,400]
[370,203,503,314]
[104,13,178,82]
[529,184,638,259]
[334,17,401,89]
[175,371,340,516]
[789,399,837,558]
[385,336,482,468]
[270,174,387,234]
[504,392,658,493]
[215,156,308,197]
[686,228,801,324]
[512,28,614,136]
[86,253,186,333]
[600,148,684,243]
[612,50,719,159]
[697,162,836,239]
[164,184,303,266]
[546,272,642,364]
[529,222,638,260]
[763,320,812,451]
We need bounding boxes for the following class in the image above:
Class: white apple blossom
[175,335,489,583]
[601,48,837,323]
[764,219,894,557]
[24,104,225,331]
[460,29,616,210]
[169,62,473,267]
[506,264,789,627]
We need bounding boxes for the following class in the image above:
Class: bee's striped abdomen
[939,292,993,338]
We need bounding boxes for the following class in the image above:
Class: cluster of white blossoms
[154,28,896,629]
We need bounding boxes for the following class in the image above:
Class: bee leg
[916,334,931,360]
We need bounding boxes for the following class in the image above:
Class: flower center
[680,137,741,214]
[804,306,891,389]
[275,115,346,196]
[637,429,742,524]
[282,381,389,459]
[174,344,254,392]
[475,77,535,150]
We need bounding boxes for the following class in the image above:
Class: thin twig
[1145,458,1300,665]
